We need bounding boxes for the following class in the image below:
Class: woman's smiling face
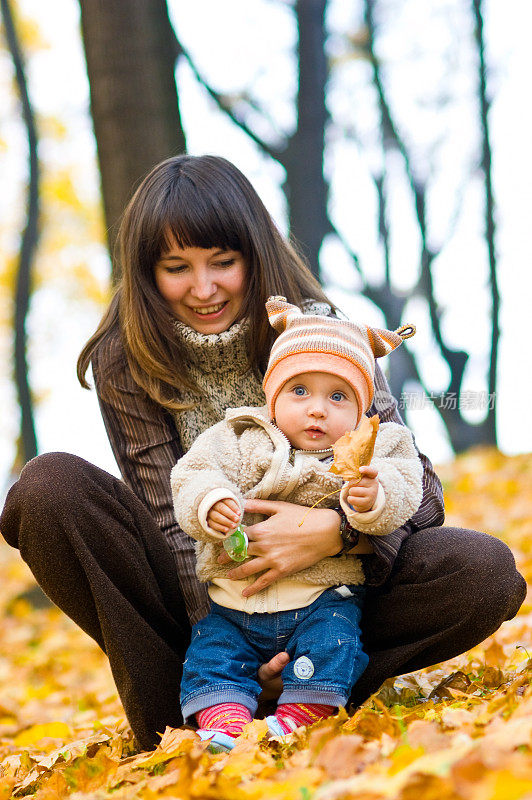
[154,241,247,334]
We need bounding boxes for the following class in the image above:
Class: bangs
[160,177,247,255]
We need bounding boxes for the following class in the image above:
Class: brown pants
[0,453,526,750]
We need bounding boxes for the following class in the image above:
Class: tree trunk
[284,0,330,279]
[78,0,186,270]
[472,0,498,446]
[1,0,39,466]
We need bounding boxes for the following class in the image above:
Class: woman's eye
[331,391,346,402]
[162,264,187,274]
[215,258,235,268]
[293,386,307,396]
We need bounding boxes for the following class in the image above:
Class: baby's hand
[346,466,379,513]
[207,498,241,534]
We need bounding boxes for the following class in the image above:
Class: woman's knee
[406,526,526,620]
[1,452,100,548]
[18,452,95,506]
[463,530,526,619]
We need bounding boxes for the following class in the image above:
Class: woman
[0,155,525,751]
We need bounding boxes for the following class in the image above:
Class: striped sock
[275,702,335,733]
[196,703,252,738]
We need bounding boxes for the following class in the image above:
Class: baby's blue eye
[293,386,306,396]
[331,391,345,402]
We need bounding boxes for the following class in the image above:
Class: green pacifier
[223,524,249,562]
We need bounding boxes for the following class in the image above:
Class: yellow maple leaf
[329,415,380,482]
[388,742,426,775]
[490,769,532,799]
[14,722,71,747]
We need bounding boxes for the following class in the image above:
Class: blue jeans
[180,585,368,720]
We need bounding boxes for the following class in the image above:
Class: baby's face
[274,372,359,450]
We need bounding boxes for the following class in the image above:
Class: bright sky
[1,0,531,491]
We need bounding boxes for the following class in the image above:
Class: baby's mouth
[306,426,325,436]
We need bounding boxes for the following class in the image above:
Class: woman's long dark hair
[77,154,335,411]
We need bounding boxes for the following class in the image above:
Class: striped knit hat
[263,297,415,425]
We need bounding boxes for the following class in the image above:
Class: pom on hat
[263,296,415,424]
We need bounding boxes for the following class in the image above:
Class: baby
[171,297,423,751]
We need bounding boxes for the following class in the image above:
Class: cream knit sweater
[170,301,332,453]
[171,406,423,613]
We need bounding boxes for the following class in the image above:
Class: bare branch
[363,1,416,188]
[176,36,285,162]
[326,221,365,281]
[360,0,499,450]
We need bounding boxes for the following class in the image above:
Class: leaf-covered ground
[1,448,532,799]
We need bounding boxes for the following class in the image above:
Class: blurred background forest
[1,0,531,494]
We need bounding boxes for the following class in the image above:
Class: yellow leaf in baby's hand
[329,415,379,482]
[14,722,71,747]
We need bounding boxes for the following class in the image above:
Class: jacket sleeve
[170,421,244,543]
[371,364,445,531]
[357,364,445,585]
[339,422,423,535]
[91,330,211,624]
[92,332,185,546]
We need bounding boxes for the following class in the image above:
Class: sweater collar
[174,318,252,374]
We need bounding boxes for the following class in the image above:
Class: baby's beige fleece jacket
[171,407,423,614]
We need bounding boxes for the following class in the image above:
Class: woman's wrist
[334,508,360,556]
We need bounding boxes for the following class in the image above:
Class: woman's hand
[217,499,342,597]
[257,651,290,701]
